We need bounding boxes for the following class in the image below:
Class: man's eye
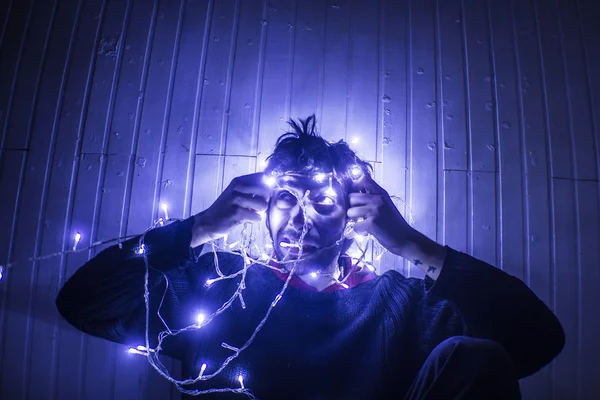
[315,195,335,205]
[278,191,295,201]
[275,191,297,206]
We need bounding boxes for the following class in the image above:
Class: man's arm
[396,229,445,280]
[411,233,565,379]
[56,217,198,351]
[346,173,564,378]
[56,172,270,352]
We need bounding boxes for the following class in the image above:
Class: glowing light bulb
[157,217,164,226]
[263,175,277,187]
[238,374,245,389]
[199,363,207,378]
[350,165,362,179]
[136,345,147,351]
[351,136,360,144]
[196,312,205,325]
[314,173,326,183]
[0,265,4,281]
[265,242,273,250]
[355,234,367,244]
[260,253,269,261]
[324,187,336,197]
[73,232,81,251]
[205,279,215,287]
[128,347,146,356]
[136,244,146,255]
[367,264,375,272]
[310,272,317,278]
[229,240,240,249]
[161,203,169,220]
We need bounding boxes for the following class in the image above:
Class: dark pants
[404,336,522,400]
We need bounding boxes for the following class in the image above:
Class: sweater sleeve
[425,246,565,378]
[56,216,199,357]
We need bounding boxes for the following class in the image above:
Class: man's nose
[289,202,312,230]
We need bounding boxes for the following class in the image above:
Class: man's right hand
[190,172,271,248]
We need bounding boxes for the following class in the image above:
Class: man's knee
[433,336,514,375]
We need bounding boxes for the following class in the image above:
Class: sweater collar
[270,255,377,292]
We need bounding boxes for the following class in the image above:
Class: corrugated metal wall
[0,0,598,398]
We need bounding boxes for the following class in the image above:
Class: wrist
[191,212,211,248]
[400,229,445,279]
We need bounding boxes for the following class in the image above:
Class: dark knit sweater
[56,217,565,399]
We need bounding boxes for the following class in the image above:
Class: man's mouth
[279,237,318,256]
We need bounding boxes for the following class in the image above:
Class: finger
[232,191,269,212]
[233,206,262,224]
[352,218,372,235]
[351,173,383,194]
[348,192,383,207]
[229,173,272,199]
[347,205,372,220]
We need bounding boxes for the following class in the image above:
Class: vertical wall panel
[436,0,468,172]
[580,0,600,181]
[257,0,296,158]
[121,1,182,396]
[52,0,107,395]
[513,1,553,397]
[289,0,326,123]
[195,0,237,155]
[161,0,211,221]
[346,0,379,162]
[105,0,155,157]
[319,0,350,142]
[576,181,600,397]
[0,0,33,149]
[225,0,265,157]
[1,0,51,150]
[487,0,526,280]
[557,0,597,182]
[0,150,25,389]
[61,154,105,400]
[80,0,129,154]
[0,0,12,44]
[550,178,579,397]
[463,0,496,173]
[380,0,409,274]
[0,1,59,398]
[27,2,81,399]
[408,0,437,279]
[1,1,599,399]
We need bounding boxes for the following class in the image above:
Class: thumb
[351,173,383,194]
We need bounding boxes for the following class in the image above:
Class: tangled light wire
[0,167,415,398]
[131,168,415,397]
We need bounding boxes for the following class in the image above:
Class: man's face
[266,173,348,275]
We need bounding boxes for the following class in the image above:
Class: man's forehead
[274,173,346,199]
[276,173,325,189]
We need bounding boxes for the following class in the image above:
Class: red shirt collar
[270,255,377,292]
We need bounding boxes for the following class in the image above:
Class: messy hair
[263,114,372,195]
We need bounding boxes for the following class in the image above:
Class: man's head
[263,115,372,275]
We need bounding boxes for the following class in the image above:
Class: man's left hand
[347,174,417,257]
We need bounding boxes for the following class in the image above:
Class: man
[57,115,564,399]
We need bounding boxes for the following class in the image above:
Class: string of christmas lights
[0,165,415,398]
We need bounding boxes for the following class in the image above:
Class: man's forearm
[400,230,445,280]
